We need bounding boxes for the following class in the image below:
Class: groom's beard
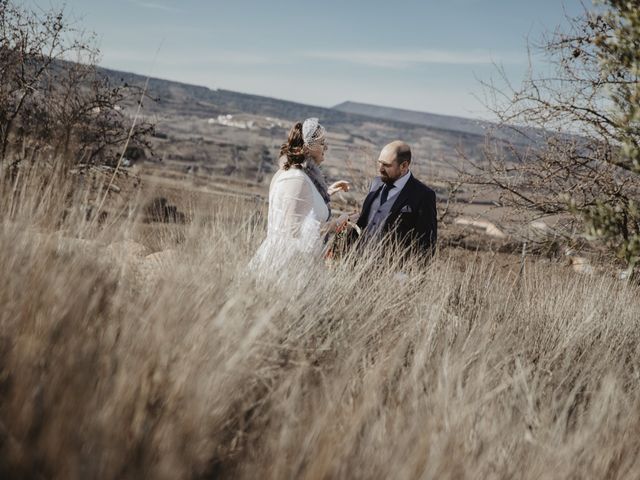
[380,174,395,184]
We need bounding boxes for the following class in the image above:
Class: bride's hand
[328,180,350,196]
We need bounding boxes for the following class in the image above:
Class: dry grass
[1,160,640,479]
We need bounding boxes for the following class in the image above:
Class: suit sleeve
[417,190,437,255]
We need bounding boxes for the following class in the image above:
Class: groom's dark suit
[356,173,437,255]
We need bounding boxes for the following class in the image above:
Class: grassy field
[1,161,639,479]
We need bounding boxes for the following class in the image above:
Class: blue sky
[29,0,588,118]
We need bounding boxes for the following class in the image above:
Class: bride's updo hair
[280,122,306,170]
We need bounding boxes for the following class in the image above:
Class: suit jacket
[356,174,437,255]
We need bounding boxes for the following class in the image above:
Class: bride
[250,118,350,274]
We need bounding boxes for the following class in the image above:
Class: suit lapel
[388,175,415,218]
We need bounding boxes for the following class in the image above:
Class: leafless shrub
[462,2,640,272]
[0,0,153,172]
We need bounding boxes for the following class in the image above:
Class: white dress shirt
[366,171,412,228]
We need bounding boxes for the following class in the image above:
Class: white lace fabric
[302,117,325,148]
[250,169,329,275]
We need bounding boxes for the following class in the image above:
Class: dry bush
[0,0,153,170]
[464,2,640,273]
[1,159,640,479]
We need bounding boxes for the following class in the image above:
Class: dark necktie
[380,183,394,205]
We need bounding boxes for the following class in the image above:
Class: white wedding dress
[250,168,329,276]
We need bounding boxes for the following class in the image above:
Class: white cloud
[305,49,522,68]
[102,46,520,71]
[101,50,275,68]
[202,52,274,66]
[130,1,183,13]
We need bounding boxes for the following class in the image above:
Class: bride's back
[268,167,329,236]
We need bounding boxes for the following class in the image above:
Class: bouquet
[324,219,361,263]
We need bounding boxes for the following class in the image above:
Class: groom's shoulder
[409,174,436,199]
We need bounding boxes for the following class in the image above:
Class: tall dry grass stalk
[1,159,640,479]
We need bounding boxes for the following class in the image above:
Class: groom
[353,141,437,256]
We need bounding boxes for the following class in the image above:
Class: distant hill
[333,101,493,137]
[56,61,542,149]
[332,101,544,147]
[99,67,500,142]
[93,66,554,174]
[101,68,422,131]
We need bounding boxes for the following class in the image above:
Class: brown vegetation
[2,2,639,478]
[1,158,639,479]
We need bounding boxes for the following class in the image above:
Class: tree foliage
[586,0,640,271]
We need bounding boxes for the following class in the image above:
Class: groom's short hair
[396,144,411,165]
[381,140,412,166]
